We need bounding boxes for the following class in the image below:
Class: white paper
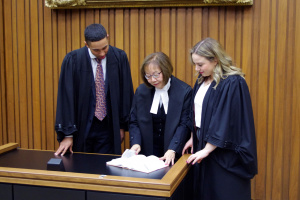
[106,149,168,173]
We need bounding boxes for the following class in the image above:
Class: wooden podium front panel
[0,183,13,200]
[87,191,165,200]
[14,185,85,200]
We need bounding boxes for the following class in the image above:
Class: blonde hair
[190,37,244,89]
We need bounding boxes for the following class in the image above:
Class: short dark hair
[84,24,107,44]
[141,52,173,88]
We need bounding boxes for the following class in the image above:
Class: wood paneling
[0,0,299,199]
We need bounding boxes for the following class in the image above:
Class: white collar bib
[150,78,171,114]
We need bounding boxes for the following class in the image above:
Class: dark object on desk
[47,158,65,171]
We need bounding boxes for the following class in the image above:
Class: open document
[106,149,168,173]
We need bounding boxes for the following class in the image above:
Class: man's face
[85,36,109,59]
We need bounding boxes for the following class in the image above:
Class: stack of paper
[106,149,168,173]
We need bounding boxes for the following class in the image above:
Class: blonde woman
[183,38,257,200]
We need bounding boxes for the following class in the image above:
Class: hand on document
[160,149,176,166]
[106,149,168,173]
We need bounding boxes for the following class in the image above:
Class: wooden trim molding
[45,0,253,9]
[0,143,18,154]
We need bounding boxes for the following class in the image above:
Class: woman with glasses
[129,52,192,166]
[182,38,257,199]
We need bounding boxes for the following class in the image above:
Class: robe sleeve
[118,51,134,131]
[129,89,142,146]
[168,86,192,154]
[206,76,258,178]
[55,53,78,142]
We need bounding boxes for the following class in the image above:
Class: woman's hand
[186,143,217,165]
[186,149,210,165]
[160,150,176,166]
[182,134,193,155]
[130,144,141,154]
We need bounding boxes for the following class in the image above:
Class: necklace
[204,78,212,86]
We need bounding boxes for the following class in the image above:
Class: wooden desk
[0,143,192,200]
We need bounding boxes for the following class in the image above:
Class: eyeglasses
[145,71,162,80]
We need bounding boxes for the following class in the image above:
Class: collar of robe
[150,78,171,114]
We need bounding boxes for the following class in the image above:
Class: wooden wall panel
[291,1,300,199]
[265,0,276,199]
[0,0,300,199]
[25,0,33,149]
[4,0,15,144]
[185,8,193,86]
[130,9,140,90]
[256,0,269,199]
[283,1,294,198]
[0,0,6,145]
[30,0,41,150]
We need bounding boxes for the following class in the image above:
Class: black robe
[55,46,134,154]
[192,75,258,200]
[129,76,192,156]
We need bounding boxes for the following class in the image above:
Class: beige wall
[0,0,299,199]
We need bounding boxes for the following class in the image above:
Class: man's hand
[120,129,125,143]
[55,137,73,156]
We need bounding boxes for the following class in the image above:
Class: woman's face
[144,63,164,89]
[192,53,217,79]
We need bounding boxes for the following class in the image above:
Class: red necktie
[94,58,107,121]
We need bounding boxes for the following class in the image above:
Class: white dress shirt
[88,48,107,80]
[194,82,211,128]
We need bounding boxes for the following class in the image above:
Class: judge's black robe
[129,76,192,156]
[55,46,134,154]
[192,75,258,200]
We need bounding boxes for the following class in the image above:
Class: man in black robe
[54,24,134,155]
